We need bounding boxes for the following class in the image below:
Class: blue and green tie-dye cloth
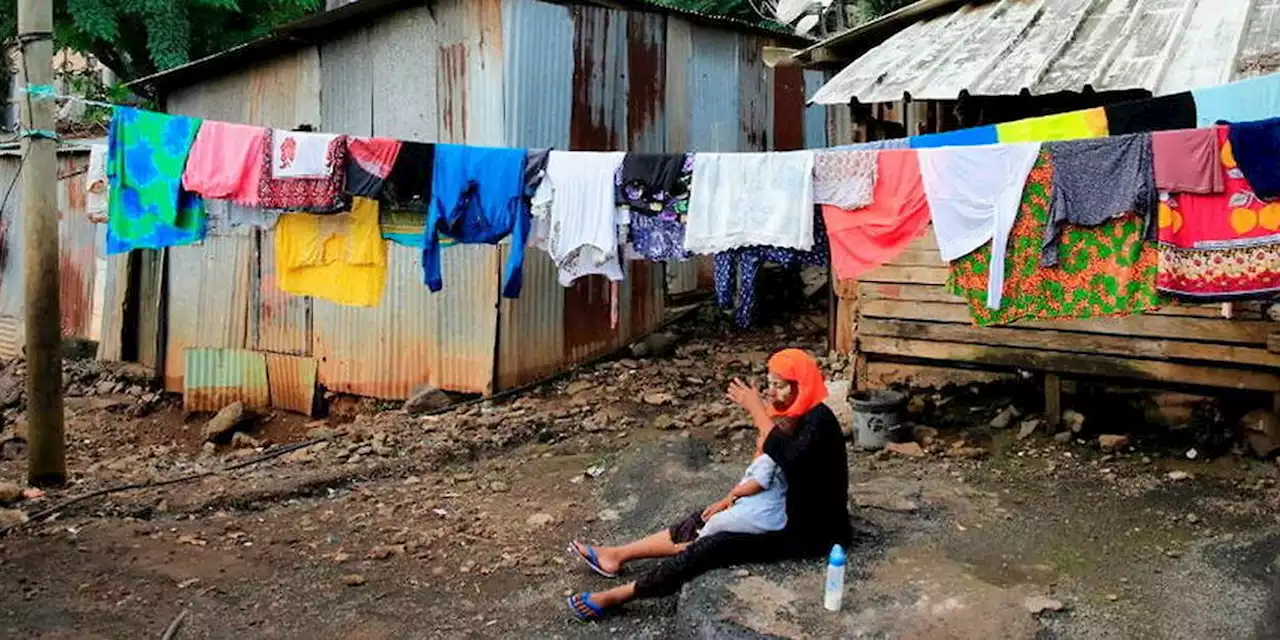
[106,107,206,254]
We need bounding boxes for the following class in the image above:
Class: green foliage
[0,0,321,82]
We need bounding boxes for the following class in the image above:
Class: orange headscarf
[766,349,828,418]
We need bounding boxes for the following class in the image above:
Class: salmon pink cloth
[821,149,931,280]
[766,349,828,419]
[181,122,269,206]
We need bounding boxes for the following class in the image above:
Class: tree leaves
[0,0,321,80]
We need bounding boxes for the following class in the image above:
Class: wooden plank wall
[836,231,1280,394]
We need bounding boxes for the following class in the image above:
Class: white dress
[683,151,816,254]
[529,151,627,286]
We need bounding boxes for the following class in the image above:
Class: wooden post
[18,0,65,486]
[1044,373,1062,430]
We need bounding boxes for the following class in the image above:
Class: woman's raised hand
[726,378,767,416]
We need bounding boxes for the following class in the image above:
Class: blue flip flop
[567,592,605,621]
[568,542,618,578]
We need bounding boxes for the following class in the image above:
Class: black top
[763,403,852,549]
[1104,92,1197,135]
[381,142,435,212]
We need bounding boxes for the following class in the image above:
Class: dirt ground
[0,308,1278,639]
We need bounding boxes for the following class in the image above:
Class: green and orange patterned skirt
[947,152,1164,326]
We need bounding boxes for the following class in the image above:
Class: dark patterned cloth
[618,153,693,261]
[1042,133,1157,266]
[257,130,348,212]
[714,213,829,328]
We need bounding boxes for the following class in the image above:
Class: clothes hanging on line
[812,150,877,211]
[425,144,529,298]
[685,151,816,254]
[105,107,206,254]
[1158,126,1280,249]
[949,152,1162,325]
[275,197,387,307]
[258,130,348,211]
[1157,126,1280,300]
[272,131,340,178]
[908,126,998,149]
[829,139,909,151]
[1226,116,1280,201]
[530,151,627,286]
[714,214,829,329]
[86,144,108,223]
[1104,92,1197,135]
[524,148,551,200]
[996,108,1108,143]
[382,141,434,212]
[821,151,931,282]
[922,142,1042,310]
[1193,72,1280,128]
[1041,133,1156,267]
[345,137,402,198]
[182,121,268,206]
[617,153,692,262]
[1151,128,1222,194]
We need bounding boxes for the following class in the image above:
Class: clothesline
[89,71,1280,331]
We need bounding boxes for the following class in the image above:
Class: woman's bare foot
[571,540,622,575]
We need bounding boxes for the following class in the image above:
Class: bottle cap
[828,544,845,567]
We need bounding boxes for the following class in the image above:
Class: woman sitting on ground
[566,348,852,620]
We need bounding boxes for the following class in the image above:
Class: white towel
[684,151,815,254]
[920,143,1041,310]
[86,144,108,223]
[271,131,340,178]
[530,151,627,286]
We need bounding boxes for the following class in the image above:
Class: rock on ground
[1025,595,1066,614]
[827,380,854,437]
[202,402,250,443]
[402,385,452,415]
[1099,434,1130,452]
[0,481,21,504]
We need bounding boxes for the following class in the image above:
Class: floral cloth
[715,214,829,328]
[1157,126,1280,300]
[618,154,692,261]
[948,152,1163,326]
[258,129,348,211]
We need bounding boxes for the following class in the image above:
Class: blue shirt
[1193,73,1280,128]
[424,144,529,298]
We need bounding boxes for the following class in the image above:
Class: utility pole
[18,0,65,486]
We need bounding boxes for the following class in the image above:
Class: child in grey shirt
[697,451,788,538]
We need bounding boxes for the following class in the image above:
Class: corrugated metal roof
[183,347,270,412]
[809,0,1280,104]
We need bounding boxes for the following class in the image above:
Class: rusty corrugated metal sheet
[320,27,374,135]
[434,0,507,146]
[96,253,130,361]
[503,0,575,148]
[572,4,629,150]
[254,229,311,356]
[265,352,318,415]
[773,65,806,151]
[165,232,254,391]
[496,247,566,390]
[246,47,322,127]
[626,11,667,153]
[738,34,771,151]
[57,154,95,339]
[0,315,19,361]
[688,25,740,151]
[312,243,498,398]
[183,347,270,412]
[810,0,1280,104]
[664,18,692,152]
[626,260,665,343]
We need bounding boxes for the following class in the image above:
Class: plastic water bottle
[823,544,846,612]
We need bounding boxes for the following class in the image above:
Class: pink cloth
[822,150,932,281]
[1152,128,1222,194]
[182,122,269,206]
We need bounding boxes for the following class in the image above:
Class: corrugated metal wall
[0,149,114,361]
[153,0,822,399]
